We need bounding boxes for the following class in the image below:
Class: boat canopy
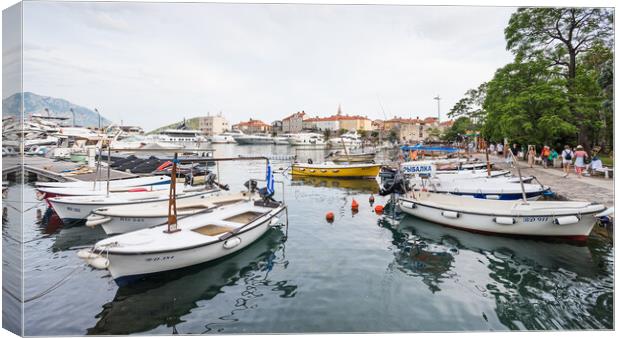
[400,145,459,153]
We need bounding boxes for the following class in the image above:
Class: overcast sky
[21,2,515,130]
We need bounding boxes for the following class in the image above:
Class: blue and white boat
[411,177,551,201]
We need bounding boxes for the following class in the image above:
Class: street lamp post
[433,95,441,123]
[70,108,75,127]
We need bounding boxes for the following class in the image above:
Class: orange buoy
[374,205,384,214]
[326,211,335,222]
[369,194,375,205]
[351,199,359,210]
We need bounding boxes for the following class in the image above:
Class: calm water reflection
[7,144,614,334]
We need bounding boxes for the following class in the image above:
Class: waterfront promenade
[483,154,614,207]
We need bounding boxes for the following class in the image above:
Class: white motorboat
[234,133,274,145]
[36,183,170,200]
[401,159,489,173]
[418,171,533,183]
[273,135,292,145]
[150,129,208,144]
[288,133,327,148]
[411,177,549,200]
[35,176,170,189]
[328,131,362,148]
[398,192,608,241]
[87,191,249,234]
[210,132,239,144]
[78,197,287,284]
[48,186,219,223]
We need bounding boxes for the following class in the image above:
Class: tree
[322,129,332,141]
[482,60,577,147]
[448,82,488,126]
[443,116,475,142]
[504,8,613,151]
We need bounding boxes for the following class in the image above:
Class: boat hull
[105,206,286,283]
[49,190,217,222]
[292,164,381,178]
[398,197,604,240]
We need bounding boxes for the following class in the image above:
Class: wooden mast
[166,152,180,233]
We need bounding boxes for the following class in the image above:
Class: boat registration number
[119,217,145,223]
[523,216,548,222]
[146,255,174,262]
[67,206,81,212]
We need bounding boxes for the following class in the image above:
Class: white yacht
[211,130,242,144]
[328,131,363,148]
[288,133,327,148]
[273,134,292,145]
[151,129,208,143]
[235,133,274,145]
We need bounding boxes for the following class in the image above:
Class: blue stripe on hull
[450,191,545,200]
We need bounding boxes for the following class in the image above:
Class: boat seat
[192,224,235,236]
[224,211,265,224]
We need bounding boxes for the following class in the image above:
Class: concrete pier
[2,156,138,182]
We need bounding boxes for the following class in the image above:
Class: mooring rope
[23,265,84,303]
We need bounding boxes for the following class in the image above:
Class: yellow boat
[291,162,382,178]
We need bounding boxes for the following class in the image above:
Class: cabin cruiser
[273,134,292,145]
[288,133,327,147]
[235,133,275,145]
[328,131,363,148]
[211,131,242,144]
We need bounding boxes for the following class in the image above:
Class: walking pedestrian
[561,145,573,177]
[549,148,558,167]
[497,143,503,156]
[541,145,550,168]
[527,145,536,168]
[489,143,495,155]
[573,145,588,178]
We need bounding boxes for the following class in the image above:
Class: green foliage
[448,82,488,126]
[482,60,577,146]
[388,129,398,144]
[443,116,475,142]
[504,8,613,151]
[322,129,332,141]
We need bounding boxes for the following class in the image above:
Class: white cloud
[21,2,515,130]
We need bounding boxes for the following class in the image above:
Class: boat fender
[400,201,416,209]
[88,256,110,269]
[494,217,516,225]
[326,212,335,222]
[77,249,96,260]
[554,215,579,225]
[374,205,384,214]
[270,216,280,226]
[441,211,459,219]
[223,237,242,249]
[85,215,112,227]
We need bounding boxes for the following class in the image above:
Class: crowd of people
[487,143,606,179]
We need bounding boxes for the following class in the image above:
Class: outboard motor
[379,169,409,196]
[244,179,258,193]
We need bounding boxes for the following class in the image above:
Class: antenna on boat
[165,152,180,233]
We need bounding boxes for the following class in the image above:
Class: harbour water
[3,144,614,335]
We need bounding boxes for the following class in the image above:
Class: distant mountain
[2,92,112,127]
[148,117,201,134]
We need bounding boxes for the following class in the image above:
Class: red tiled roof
[282,111,306,121]
[234,119,270,127]
[439,120,454,127]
